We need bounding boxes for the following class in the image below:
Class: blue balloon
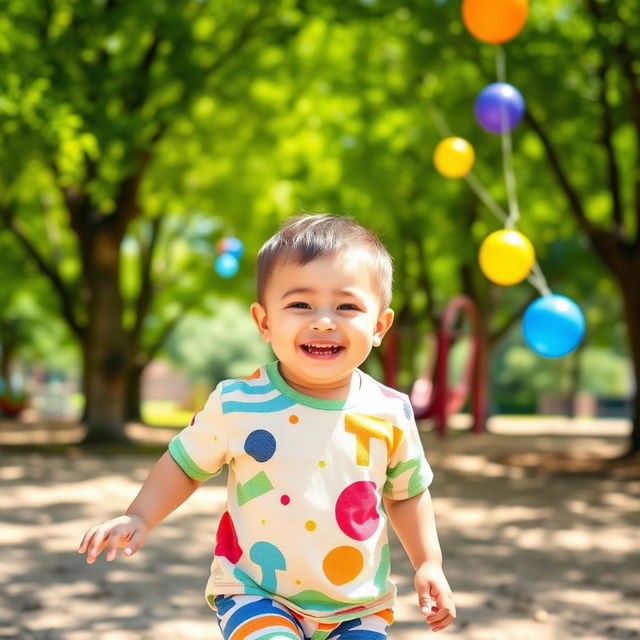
[474,83,525,134]
[215,253,239,278]
[523,295,585,358]
[219,236,244,259]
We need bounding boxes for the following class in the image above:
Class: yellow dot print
[295,580,302,586]
[289,415,299,424]
[305,520,316,531]
[261,520,266,525]
[318,460,326,468]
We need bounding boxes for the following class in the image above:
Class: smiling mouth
[301,344,344,356]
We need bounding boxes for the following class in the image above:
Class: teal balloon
[215,253,239,278]
[523,295,585,358]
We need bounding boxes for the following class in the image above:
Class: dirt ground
[1,418,639,640]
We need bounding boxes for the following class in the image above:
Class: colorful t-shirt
[168,361,433,623]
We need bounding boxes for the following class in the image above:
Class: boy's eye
[338,303,360,311]
[286,302,311,309]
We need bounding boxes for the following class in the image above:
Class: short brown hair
[256,213,393,308]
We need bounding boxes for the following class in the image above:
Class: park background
[0,1,638,639]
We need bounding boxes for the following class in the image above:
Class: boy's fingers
[104,529,125,562]
[419,593,436,614]
[124,531,144,557]
[78,527,99,553]
[426,607,450,624]
[86,530,109,563]
[436,590,456,617]
[431,613,454,632]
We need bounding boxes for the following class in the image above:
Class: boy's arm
[383,489,456,632]
[78,451,201,564]
[124,451,202,528]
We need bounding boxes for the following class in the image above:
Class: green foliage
[0,0,635,422]
[162,298,270,386]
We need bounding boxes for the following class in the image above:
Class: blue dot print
[244,430,276,462]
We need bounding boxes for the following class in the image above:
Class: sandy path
[1,422,639,639]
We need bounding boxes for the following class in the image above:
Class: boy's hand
[78,514,149,564]
[415,562,456,632]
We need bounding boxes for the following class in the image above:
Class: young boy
[78,214,456,638]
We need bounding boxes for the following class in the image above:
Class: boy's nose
[310,315,336,331]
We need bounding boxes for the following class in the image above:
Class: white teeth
[303,344,342,354]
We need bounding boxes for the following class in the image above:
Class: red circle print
[280,495,291,505]
[214,511,243,563]
[335,481,379,541]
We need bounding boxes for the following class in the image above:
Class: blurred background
[0,0,637,450]
[1,2,639,639]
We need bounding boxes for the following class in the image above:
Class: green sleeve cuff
[168,437,219,482]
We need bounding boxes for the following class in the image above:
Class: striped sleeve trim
[168,436,220,482]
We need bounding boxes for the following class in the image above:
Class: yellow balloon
[433,137,475,178]
[479,230,535,286]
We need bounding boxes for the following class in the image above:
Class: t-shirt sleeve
[168,384,228,482]
[383,395,433,500]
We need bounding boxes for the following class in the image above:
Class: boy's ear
[251,302,271,343]
[372,308,394,347]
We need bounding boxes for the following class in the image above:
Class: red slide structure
[382,295,486,437]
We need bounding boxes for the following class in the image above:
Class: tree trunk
[126,364,145,423]
[620,277,640,456]
[81,228,132,444]
[565,346,583,419]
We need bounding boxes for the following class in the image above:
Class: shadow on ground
[1,422,639,640]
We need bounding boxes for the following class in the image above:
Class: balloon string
[425,99,453,138]
[463,173,508,223]
[527,262,552,297]
[495,46,521,229]
[425,90,550,296]
[496,44,507,83]
[424,97,508,221]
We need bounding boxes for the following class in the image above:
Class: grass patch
[142,400,194,428]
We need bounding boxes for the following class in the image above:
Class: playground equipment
[383,295,486,437]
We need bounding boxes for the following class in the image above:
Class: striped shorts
[214,594,393,640]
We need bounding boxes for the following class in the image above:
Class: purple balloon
[474,83,525,134]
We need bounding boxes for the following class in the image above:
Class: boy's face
[251,250,394,395]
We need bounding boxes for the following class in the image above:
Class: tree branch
[596,58,625,236]
[584,0,630,241]
[488,289,539,348]
[412,236,438,327]
[584,0,640,246]
[152,1,277,147]
[129,216,162,347]
[524,107,593,234]
[0,207,84,338]
[146,313,184,362]
[112,149,152,235]
[205,2,276,80]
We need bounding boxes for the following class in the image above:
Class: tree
[507,0,640,454]
[0,0,287,442]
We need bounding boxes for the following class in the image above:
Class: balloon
[217,236,244,259]
[215,253,239,278]
[433,137,475,178]
[479,229,535,286]
[462,0,528,44]
[474,83,525,134]
[523,295,585,358]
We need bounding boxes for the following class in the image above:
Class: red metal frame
[382,295,486,436]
